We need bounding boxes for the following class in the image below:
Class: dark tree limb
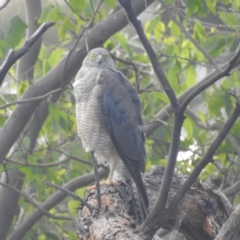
[118,0,185,232]
[0,21,54,86]
[119,0,177,109]
[77,167,233,240]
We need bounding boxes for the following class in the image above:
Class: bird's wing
[96,68,148,209]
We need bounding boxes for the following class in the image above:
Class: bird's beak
[96,55,103,64]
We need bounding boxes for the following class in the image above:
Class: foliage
[0,0,240,239]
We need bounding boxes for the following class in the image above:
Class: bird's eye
[105,54,110,60]
[90,54,95,59]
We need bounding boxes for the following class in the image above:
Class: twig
[0,182,71,221]
[159,0,218,68]
[119,0,177,109]
[0,88,63,110]
[90,151,102,210]
[0,21,55,86]
[4,155,71,168]
[52,149,92,166]
[45,181,95,213]
[223,180,240,197]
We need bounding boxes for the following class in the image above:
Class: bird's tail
[128,165,149,220]
[127,178,148,224]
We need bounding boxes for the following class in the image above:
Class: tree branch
[119,0,177,109]
[45,181,95,213]
[0,21,54,86]
[0,182,71,221]
[0,88,63,110]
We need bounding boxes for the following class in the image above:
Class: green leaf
[5,16,27,48]
[185,65,196,88]
[169,21,181,37]
[0,39,10,59]
[69,0,86,12]
[18,79,29,95]
[183,117,193,140]
[104,0,116,8]
[68,200,79,216]
[58,17,68,41]
[219,12,240,28]
[206,1,216,15]
[38,4,52,23]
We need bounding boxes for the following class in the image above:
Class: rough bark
[77,167,232,240]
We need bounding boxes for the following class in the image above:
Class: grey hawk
[73,47,149,214]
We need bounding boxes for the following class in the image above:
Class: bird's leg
[87,157,119,191]
[101,157,119,186]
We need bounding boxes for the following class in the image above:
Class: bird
[73,47,149,216]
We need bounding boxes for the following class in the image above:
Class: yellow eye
[105,54,110,60]
[90,54,95,59]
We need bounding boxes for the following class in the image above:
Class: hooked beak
[96,55,103,65]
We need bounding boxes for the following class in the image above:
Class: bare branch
[223,181,240,197]
[0,21,54,86]
[45,181,95,213]
[4,155,71,168]
[119,0,177,109]
[0,182,71,221]
[0,88,63,110]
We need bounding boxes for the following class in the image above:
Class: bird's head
[82,48,115,70]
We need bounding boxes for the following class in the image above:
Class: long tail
[128,178,148,224]
[128,163,149,218]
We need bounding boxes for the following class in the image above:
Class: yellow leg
[102,157,119,186]
[87,158,119,191]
